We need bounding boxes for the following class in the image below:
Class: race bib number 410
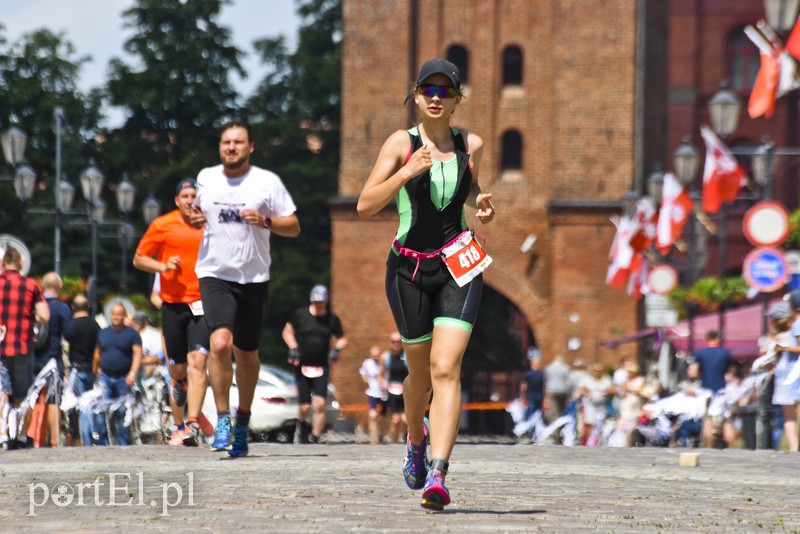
[441,232,492,287]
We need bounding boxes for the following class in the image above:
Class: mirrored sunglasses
[416,84,458,99]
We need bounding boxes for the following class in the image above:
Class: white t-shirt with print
[193,164,297,283]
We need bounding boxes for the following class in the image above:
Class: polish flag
[700,126,746,214]
[745,24,781,119]
[606,215,634,290]
[656,172,694,253]
[786,14,800,61]
[628,199,659,252]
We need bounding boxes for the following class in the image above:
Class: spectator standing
[190,121,300,457]
[767,299,800,451]
[0,246,49,449]
[384,332,409,443]
[359,345,387,445]
[283,284,347,444]
[132,311,164,381]
[68,295,99,446]
[520,353,545,420]
[544,354,571,422]
[92,303,142,446]
[692,330,732,393]
[578,363,612,445]
[33,272,75,447]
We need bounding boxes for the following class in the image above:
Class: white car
[201,364,340,441]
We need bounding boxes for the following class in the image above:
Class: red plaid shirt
[0,269,45,357]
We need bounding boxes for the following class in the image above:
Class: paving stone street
[1,441,799,532]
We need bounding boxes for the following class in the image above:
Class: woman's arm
[463,132,494,224]
[357,130,429,218]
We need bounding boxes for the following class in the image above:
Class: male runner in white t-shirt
[190,120,300,457]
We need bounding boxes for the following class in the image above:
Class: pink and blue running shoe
[421,459,450,511]
[402,417,429,490]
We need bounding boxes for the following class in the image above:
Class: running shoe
[181,423,200,447]
[210,414,232,451]
[171,379,187,407]
[402,417,429,490]
[169,427,189,446]
[420,468,451,511]
[227,421,249,458]
[197,413,215,438]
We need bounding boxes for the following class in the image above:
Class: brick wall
[333,0,640,414]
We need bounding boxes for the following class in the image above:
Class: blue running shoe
[227,421,249,458]
[402,417,429,490]
[420,466,450,511]
[210,415,232,451]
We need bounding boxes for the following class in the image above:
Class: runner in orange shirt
[133,178,212,446]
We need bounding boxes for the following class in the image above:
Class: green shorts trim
[401,332,433,344]
[433,317,473,333]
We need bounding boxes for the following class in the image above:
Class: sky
[1,0,301,127]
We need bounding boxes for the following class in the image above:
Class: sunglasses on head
[416,84,458,99]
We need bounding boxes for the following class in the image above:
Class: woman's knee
[430,360,460,383]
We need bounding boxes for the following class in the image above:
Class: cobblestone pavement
[1,439,799,532]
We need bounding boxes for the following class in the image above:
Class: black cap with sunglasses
[404,58,461,105]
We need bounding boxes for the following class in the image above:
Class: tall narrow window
[502,45,523,86]
[501,130,523,170]
[729,29,758,92]
[447,45,469,85]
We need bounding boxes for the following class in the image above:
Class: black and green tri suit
[385,126,483,344]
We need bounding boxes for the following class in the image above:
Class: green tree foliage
[101,0,245,217]
[246,0,342,363]
[0,26,103,279]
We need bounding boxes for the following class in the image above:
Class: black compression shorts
[385,250,482,344]
[199,277,269,352]
[161,302,210,364]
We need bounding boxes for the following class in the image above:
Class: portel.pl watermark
[28,472,194,517]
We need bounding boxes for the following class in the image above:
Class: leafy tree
[100,0,245,234]
[246,0,342,364]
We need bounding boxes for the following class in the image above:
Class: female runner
[357,58,495,510]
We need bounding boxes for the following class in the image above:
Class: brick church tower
[330,0,655,411]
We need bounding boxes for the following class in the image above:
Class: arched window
[728,29,758,92]
[502,45,523,86]
[447,45,469,85]
[501,130,523,170]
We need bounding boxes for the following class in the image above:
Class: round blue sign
[743,248,788,293]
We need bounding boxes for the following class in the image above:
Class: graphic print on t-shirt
[216,201,246,224]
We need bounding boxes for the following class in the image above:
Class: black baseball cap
[404,59,462,105]
[175,177,197,194]
[416,58,461,89]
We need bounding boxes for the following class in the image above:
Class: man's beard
[222,154,248,169]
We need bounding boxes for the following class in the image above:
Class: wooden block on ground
[679,452,700,467]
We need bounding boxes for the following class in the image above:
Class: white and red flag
[656,172,694,253]
[628,198,659,252]
[606,215,634,290]
[700,126,746,214]
[786,14,800,61]
[745,23,782,118]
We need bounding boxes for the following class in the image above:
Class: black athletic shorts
[294,364,329,404]
[161,302,210,364]
[385,250,483,344]
[199,277,269,352]
[0,352,34,400]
